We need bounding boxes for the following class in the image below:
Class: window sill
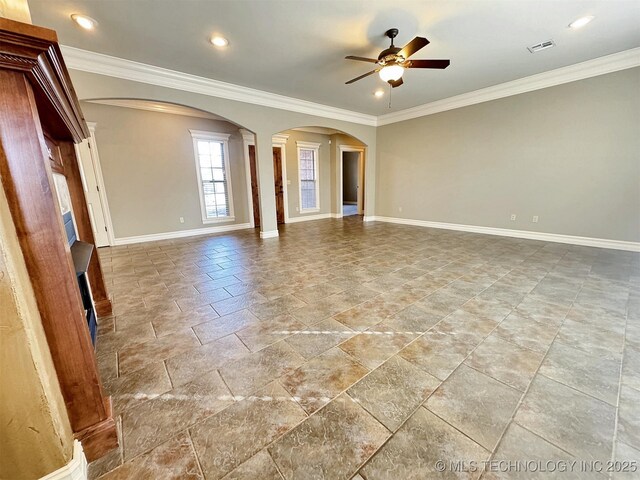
[299,209,320,214]
[202,216,236,224]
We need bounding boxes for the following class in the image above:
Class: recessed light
[374,89,385,98]
[70,14,97,30]
[210,36,229,47]
[569,16,594,29]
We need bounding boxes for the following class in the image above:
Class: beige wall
[0,186,73,479]
[80,102,251,239]
[376,67,640,242]
[69,70,378,235]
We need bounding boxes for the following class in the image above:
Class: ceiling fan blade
[345,69,378,84]
[398,36,430,59]
[389,78,403,88]
[407,59,450,69]
[345,55,378,63]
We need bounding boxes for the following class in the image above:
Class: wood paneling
[0,18,117,460]
[44,132,64,174]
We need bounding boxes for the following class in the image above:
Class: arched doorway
[76,99,257,245]
[243,127,367,230]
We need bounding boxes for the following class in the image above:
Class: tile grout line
[483,253,601,469]
[185,429,206,479]
[608,285,632,480]
[351,255,531,476]
[95,222,634,479]
[355,244,575,476]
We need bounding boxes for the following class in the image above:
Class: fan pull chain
[388,82,392,109]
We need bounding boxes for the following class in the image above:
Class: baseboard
[260,230,279,239]
[114,223,252,245]
[40,440,87,480]
[286,213,334,223]
[332,213,343,219]
[94,298,112,317]
[366,216,640,252]
[73,397,118,462]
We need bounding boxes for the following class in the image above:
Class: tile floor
[89,217,640,479]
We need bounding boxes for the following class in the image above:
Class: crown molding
[377,47,640,125]
[61,45,640,128]
[60,45,377,127]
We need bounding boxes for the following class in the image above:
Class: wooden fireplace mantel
[0,17,116,460]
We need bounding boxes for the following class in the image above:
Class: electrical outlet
[510,214,517,221]
[179,217,185,224]
[532,215,539,223]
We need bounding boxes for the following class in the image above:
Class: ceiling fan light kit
[379,64,404,82]
[345,28,450,88]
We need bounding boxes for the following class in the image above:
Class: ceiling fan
[345,28,450,88]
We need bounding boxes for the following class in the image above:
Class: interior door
[75,139,110,246]
[357,152,365,215]
[273,147,285,224]
[248,145,261,228]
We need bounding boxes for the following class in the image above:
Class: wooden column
[0,18,117,461]
[59,142,112,316]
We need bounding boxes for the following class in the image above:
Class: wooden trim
[59,141,112,315]
[0,70,109,429]
[0,19,117,462]
[0,17,89,142]
[73,398,118,462]
[94,299,113,317]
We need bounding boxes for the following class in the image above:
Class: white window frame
[190,130,235,224]
[296,141,321,213]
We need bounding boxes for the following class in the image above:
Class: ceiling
[30,1,640,115]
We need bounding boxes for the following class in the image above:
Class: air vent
[527,40,555,53]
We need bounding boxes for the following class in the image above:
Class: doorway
[74,125,114,246]
[247,145,286,228]
[247,145,261,228]
[273,147,285,224]
[340,147,365,216]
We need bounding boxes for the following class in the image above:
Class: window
[297,141,321,213]
[190,130,234,223]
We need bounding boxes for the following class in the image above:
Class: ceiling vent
[527,40,555,53]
